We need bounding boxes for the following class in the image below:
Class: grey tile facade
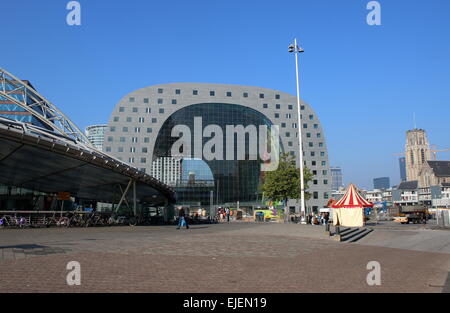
[104,83,331,211]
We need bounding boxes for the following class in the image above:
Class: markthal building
[104,83,332,213]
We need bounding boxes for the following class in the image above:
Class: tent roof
[332,184,373,208]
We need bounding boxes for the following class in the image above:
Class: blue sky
[2,0,450,189]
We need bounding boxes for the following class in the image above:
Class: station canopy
[332,184,373,208]
[0,117,175,204]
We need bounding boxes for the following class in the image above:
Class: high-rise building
[399,157,407,182]
[405,129,431,181]
[331,167,343,191]
[85,124,107,151]
[373,177,390,190]
[104,83,331,211]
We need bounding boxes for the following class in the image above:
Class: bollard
[335,226,340,235]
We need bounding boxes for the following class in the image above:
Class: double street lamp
[288,39,307,224]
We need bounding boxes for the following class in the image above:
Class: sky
[2,0,450,189]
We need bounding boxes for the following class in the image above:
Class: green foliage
[262,153,313,203]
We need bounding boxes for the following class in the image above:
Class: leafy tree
[262,153,313,207]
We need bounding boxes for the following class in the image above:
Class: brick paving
[0,223,449,293]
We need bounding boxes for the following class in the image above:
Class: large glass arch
[153,103,284,204]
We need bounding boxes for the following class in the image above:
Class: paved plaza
[0,222,449,293]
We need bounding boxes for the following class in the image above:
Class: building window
[301,105,305,110]
[309,115,314,120]
[292,123,297,128]
[275,94,280,100]
[141,158,147,164]
[139,117,145,123]
[126,117,132,122]
[119,107,125,112]
[303,124,308,129]
[286,114,292,119]
[130,147,136,153]
[286,132,291,137]
[281,123,286,128]
[324,192,329,199]
[144,137,150,143]
[243,92,248,98]
[142,147,148,153]
[312,161,317,166]
[105,147,111,152]
[107,136,113,142]
[135,127,141,133]
[110,126,116,132]
[276,104,281,109]
[128,157,135,163]
[319,142,323,147]
[322,161,326,166]
[259,93,264,99]
[313,180,318,185]
[193,90,198,95]
[313,192,319,199]
[317,133,321,138]
[113,117,119,122]
[158,98,163,104]
[307,133,311,138]
[158,88,163,94]
[226,92,232,97]
[147,127,152,133]
[263,103,268,109]
[129,97,135,102]
[118,147,124,152]
[323,170,327,175]
[159,108,164,114]
[175,89,181,95]
[132,107,138,113]
[172,99,177,105]
[122,127,128,132]
[288,142,293,147]
[144,98,149,104]
[288,105,293,110]
[152,118,157,123]
[314,124,318,129]
[309,142,314,147]
[132,137,138,143]
[324,180,328,185]
[210,91,215,96]
[320,152,325,157]
[311,152,315,157]
[145,108,151,114]
[275,113,280,118]
[120,137,125,142]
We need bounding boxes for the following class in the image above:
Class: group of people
[217,207,231,222]
[307,212,330,225]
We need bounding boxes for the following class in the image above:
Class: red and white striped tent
[332,184,374,208]
[331,184,373,227]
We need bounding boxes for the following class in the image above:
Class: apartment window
[210,91,215,96]
[313,192,319,199]
[157,98,163,104]
[288,142,293,147]
[110,126,116,132]
[309,115,314,120]
[309,142,314,147]
[286,132,291,137]
[132,137,138,143]
[320,152,325,157]
[147,128,152,133]
[313,180,318,185]
[175,89,181,95]
[145,108,151,114]
[263,103,268,109]
[324,180,328,185]
[226,92,232,97]
[292,123,297,128]
[126,117,132,122]
[276,104,281,109]
[259,93,265,99]
[172,99,177,105]
[128,157,135,163]
[303,124,308,129]
[118,147,124,152]
[324,192,329,199]
[139,117,145,123]
[132,107,138,113]
[193,90,198,95]
[144,137,150,143]
[135,127,141,133]
[243,92,248,98]
[306,133,311,138]
[144,98,149,104]
[105,147,111,152]
[312,170,317,175]
[122,127,128,132]
[129,97,135,102]
[107,136,113,142]
[119,107,125,112]
[317,133,321,138]
[275,94,280,100]
[141,158,147,164]
[322,161,326,166]
[314,124,318,129]
[301,105,305,110]
[312,161,317,166]
[130,147,136,153]
[120,137,125,142]
[158,88,163,94]
[113,117,119,122]
[286,114,292,119]
[281,123,286,128]
[323,170,327,175]
[311,152,315,157]
[152,118,157,123]
[142,147,148,153]
[159,108,164,114]
[275,113,280,118]
[319,142,323,147]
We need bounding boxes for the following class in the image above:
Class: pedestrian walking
[226,207,230,222]
[176,206,189,230]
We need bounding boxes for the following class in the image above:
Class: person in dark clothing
[176,207,189,229]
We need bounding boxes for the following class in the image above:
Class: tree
[262,153,313,213]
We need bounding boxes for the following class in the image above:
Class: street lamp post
[289,39,307,224]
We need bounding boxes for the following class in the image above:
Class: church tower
[405,129,431,181]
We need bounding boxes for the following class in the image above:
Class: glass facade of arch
[153,103,283,205]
